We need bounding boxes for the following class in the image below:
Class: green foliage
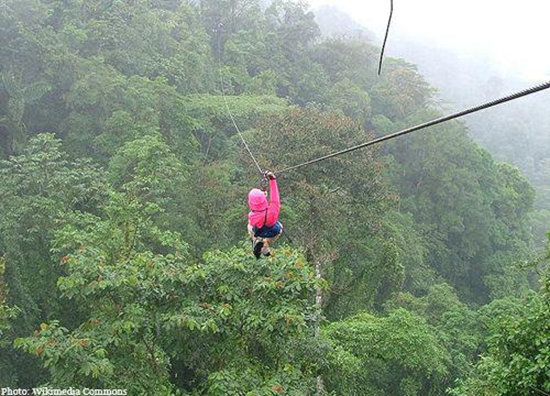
[323,309,450,395]
[0,72,51,153]
[109,134,186,203]
[370,59,435,121]
[384,109,535,302]
[0,0,543,393]
[15,189,319,393]
[451,294,550,395]
[386,284,486,389]
[0,135,99,339]
[0,133,107,385]
[380,210,432,294]
[63,66,199,161]
[327,78,372,126]
[0,255,19,385]
[451,236,550,396]
[180,94,288,161]
[174,245,320,395]
[15,195,186,392]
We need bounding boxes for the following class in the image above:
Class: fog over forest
[314,3,550,246]
[1,1,549,395]
[309,0,550,81]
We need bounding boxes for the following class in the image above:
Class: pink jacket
[247,179,280,228]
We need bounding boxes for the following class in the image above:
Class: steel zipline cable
[216,23,264,176]
[277,80,550,175]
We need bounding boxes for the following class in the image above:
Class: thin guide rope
[378,0,394,75]
[216,23,264,175]
[277,80,550,174]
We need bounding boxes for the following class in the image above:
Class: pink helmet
[248,188,267,211]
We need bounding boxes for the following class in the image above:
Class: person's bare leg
[261,234,281,255]
[247,224,255,241]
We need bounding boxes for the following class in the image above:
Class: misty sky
[307,0,550,81]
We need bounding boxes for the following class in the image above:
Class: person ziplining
[247,171,283,259]
[238,81,550,257]
[217,23,285,258]
[217,14,550,258]
[234,81,550,257]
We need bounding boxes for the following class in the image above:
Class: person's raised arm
[265,171,280,222]
[265,172,279,203]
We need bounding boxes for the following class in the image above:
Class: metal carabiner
[260,173,269,192]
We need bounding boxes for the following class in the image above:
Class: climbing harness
[216,22,264,176]
[378,0,394,75]
[276,80,550,175]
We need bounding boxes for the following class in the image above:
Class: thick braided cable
[277,81,550,175]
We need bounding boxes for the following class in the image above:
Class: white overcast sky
[307,0,550,81]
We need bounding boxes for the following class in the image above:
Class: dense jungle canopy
[0,1,549,394]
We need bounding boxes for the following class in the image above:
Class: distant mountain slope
[312,5,375,40]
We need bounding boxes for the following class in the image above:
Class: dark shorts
[253,221,283,238]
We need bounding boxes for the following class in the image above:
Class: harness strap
[251,208,269,236]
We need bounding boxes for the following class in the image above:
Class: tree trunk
[315,259,324,395]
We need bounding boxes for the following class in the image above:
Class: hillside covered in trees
[314,4,550,248]
[0,1,549,395]
[388,39,550,249]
